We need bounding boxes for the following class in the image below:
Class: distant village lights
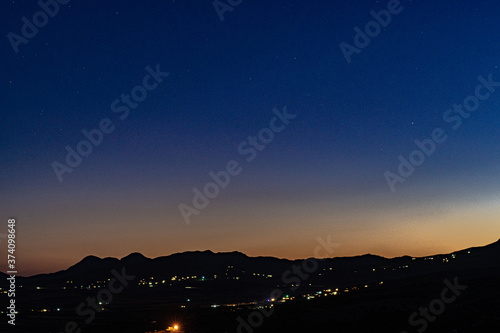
[61,267,135,333]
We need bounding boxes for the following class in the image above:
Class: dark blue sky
[1,0,500,275]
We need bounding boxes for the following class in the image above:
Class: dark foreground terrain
[1,240,500,332]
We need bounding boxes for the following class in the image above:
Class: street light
[167,323,180,331]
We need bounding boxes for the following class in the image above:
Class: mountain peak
[122,252,147,259]
[81,255,101,262]
[121,252,149,264]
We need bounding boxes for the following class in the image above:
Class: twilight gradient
[1,0,500,275]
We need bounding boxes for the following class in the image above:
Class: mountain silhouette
[6,238,499,289]
[3,239,500,333]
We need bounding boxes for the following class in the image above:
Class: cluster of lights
[167,324,179,331]
[145,323,180,333]
[251,273,273,278]
[138,275,217,286]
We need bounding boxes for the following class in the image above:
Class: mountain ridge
[3,238,499,280]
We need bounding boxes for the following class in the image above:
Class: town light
[166,324,180,332]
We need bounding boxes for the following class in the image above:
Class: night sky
[1,0,500,276]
